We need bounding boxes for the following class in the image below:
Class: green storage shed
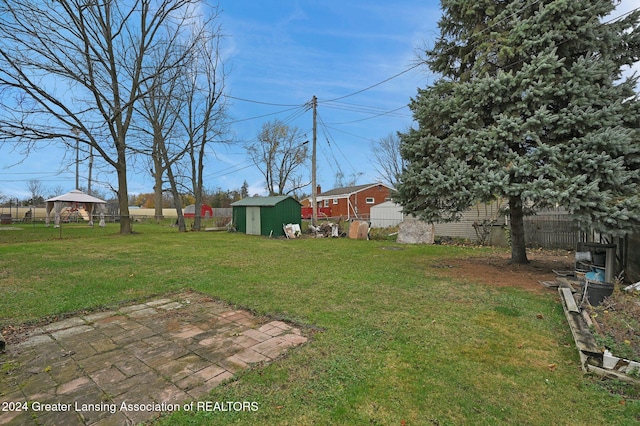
[231,196,301,237]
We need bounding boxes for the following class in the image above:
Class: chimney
[316,185,321,195]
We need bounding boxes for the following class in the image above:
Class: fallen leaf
[547,363,557,371]
[536,314,544,320]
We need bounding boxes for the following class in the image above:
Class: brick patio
[0,292,308,425]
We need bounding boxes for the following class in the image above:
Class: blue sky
[1,0,639,200]
[211,0,441,196]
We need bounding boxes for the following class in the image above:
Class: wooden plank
[585,364,640,385]
[561,287,580,313]
[558,288,602,356]
[556,277,577,292]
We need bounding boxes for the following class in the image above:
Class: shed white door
[246,207,261,235]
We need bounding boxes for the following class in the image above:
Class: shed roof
[231,195,301,207]
[370,200,401,210]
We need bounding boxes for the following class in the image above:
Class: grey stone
[397,217,435,244]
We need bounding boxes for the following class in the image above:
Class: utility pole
[311,95,317,226]
[87,146,93,194]
[71,127,80,190]
[75,142,79,190]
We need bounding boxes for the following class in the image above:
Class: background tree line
[129,183,250,209]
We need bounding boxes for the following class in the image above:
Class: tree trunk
[165,158,186,232]
[116,162,132,234]
[153,154,164,224]
[192,201,201,231]
[191,147,205,231]
[509,195,529,264]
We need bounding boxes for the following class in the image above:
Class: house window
[333,198,338,205]
[323,199,329,207]
[366,197,375,204]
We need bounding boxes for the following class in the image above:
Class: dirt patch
[433,249,575,292]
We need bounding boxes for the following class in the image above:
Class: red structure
[301,206,332,219]
[184,204,213,218]
[301,183,394,220]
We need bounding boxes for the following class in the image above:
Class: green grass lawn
[1,223,639,425]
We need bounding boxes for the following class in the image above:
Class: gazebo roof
[46,189,106,204]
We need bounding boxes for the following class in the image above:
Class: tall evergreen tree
[396,0,640,263]
[240,180,250,199]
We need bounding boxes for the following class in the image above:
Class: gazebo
[45,189,107,228]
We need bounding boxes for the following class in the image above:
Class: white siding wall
[370,202,404,228]
[434,201,506,241]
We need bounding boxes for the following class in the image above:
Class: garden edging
[558,285,640,384]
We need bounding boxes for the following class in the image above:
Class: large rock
[397,217,434,244]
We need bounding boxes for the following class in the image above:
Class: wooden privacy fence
[524,214,580,249]
[626,233,640,282]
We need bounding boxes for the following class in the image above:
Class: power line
[202,161,255,179]
[278,104,312,128]
[316,111,358,175]
[225,95,303,107]
[226,105,304,124]
[605,5,640,24]
[323,125,375,142]
[222,1,639,128]
[319,63,423,103]
[326,105,410,125]
[224,0,613,124]
[314,1,547,105]
[321,101,410,118]
[0,171,69,175]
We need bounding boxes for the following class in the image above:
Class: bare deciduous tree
[373,132,404,189]
[136,6,228,231]
[0,0,205,234]
[180,15,228,231]
[246,120,309,196]
[27,179,45,205]
[137,44,185,228]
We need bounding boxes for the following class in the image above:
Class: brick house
[302,183,394,220]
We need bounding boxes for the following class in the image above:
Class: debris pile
[308,221,342,238]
